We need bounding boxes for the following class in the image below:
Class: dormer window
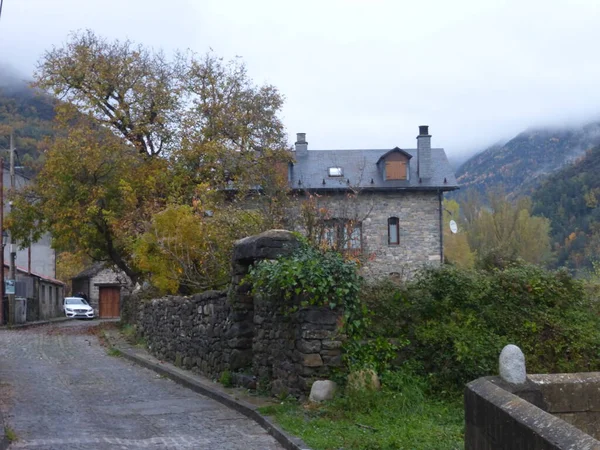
[328,167,343,177]
[377,147,411,181]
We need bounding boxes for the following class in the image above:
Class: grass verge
[259,370,463,450]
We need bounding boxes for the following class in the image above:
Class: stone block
[302,353,324,367]
[302,329,334,340]
[322,354,343,367]
[229,349,253,370]
[224,321,253,339]
[309,380,337,402]
[232,230,300,263]
[301,308,339,325]
[296,339,322,353]
[322,340,343,350]
[228,337,252,349]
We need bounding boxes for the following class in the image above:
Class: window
[322,219,362,255]
[388,217,399,245]
[328,167,343,177]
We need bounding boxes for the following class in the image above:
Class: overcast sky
[1,0,599,161]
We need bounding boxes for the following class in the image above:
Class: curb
[115,345,311,450]
[0,317,71,330]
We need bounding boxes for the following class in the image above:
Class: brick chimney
[417,125,432,179]
[295,133,308,156]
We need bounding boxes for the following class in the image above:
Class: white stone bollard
[499,344,526,384]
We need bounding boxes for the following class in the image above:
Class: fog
[1,0,599,160]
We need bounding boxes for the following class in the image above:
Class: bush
[248,240,364,336]
[364,264,600,390]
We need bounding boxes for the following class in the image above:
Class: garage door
[99,286,120,318]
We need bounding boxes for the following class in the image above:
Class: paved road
[0,320,283,450]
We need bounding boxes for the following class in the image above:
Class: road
[0,320,283,450]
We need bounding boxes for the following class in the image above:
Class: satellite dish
[449,220,458,234]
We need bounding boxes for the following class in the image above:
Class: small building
[71,263,131,318]
[2,263,65,323]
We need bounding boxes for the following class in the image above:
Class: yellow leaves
[133,201,268,294]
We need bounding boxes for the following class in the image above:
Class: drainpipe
[438,190,444,264]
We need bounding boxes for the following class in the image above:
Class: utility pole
[8,132,15,325]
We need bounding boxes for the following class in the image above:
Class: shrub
[365,264,600,390]
[247,240,365,336]
[219,370,233,387]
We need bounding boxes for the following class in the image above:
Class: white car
[63,297,95,319]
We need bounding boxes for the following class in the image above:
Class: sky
[0,0,599,162]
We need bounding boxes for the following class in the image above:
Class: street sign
[5,279,14,295]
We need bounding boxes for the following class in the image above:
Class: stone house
[287,125,458,278]
[71,263,132,318]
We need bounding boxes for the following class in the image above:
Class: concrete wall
[465,376,600,449]
[528,373,600,440]
[288,190,442,279]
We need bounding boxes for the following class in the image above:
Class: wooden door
[99,286,120,318]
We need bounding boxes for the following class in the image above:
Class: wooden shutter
[385,161,407,180]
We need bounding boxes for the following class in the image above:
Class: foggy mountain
[0,66,56,167]
[453,122,600,200]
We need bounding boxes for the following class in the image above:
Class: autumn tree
[12,31,291,291]
[442,199,476,268]
[462,190,551,268]
[9,118,168,283]
[35,30,181,157]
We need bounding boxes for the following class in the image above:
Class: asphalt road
[0,320,283,450]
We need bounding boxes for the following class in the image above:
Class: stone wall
[288,190,442,279]
[253,299,343,397]
[128,290,231,377]
[124,230,344,396]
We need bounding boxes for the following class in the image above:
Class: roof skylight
[328,167,343,177]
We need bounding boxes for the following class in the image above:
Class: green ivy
[247,240,365,337]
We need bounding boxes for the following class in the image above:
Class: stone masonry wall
[253,298,343,397]
[288,190,442,279]
[88,268,132,312]
[130,290,231,377]
[124,230,343,396]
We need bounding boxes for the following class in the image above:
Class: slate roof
[290,147,459,191]
[72,262,106,280]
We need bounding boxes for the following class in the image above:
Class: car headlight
[65,308,73,312]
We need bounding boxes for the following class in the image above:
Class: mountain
[531,145,600,272]
[0,74,56,169]
[454,122,600,200]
